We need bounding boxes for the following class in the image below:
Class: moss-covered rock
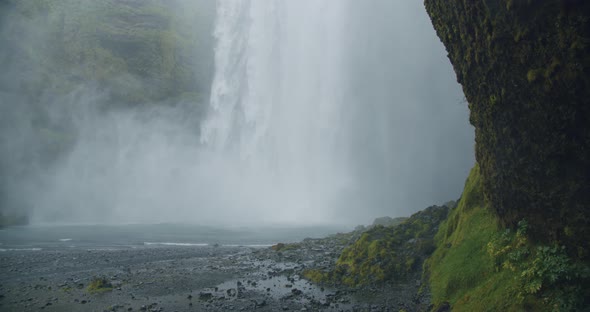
[310,205,448,287]
[424,0,590,256]
[86,277,113,294]
[428,165,590,311]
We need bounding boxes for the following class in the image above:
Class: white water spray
[26,0,473,226]
[200,0,352,223]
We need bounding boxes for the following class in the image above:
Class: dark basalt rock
[424,0,590,257]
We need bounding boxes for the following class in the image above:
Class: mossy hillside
[427,165,590,311]
[424,0,590,253]
[426,165,520,311]
[306,205,448,287]
[3,0,215,106]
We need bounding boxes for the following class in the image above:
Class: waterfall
[200,0,352,223]
[21,0,473,225]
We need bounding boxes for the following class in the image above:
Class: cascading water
[28,0,473,225]
[200,0,352,223]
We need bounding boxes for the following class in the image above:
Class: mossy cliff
[424,0,590,253]
[303,205,449,287]
[428,165,589,311]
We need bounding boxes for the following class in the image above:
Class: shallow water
[0,223,350,250]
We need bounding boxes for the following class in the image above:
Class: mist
[0,0,473,227]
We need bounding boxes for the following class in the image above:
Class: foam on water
[144,242,209,247]
[0,248,42,252]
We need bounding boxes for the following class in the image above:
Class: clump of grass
[86,277,113,294]
[309,204,448,287]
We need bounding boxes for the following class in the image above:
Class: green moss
[311,206,448,287]
[425,0,590,258]
[426,166,536,311]
[302,269,328,284]
[527,69,542,82]
[86,277,113,294]
[427,165,590,311]
[488,222,590,309]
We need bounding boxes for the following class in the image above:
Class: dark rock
[434,301,450,312]
[424,0,590,252]
[198,292,213,301]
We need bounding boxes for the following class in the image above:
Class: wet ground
[0,235,428,311]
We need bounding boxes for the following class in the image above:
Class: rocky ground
[0,233,428,312]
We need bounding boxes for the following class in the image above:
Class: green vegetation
[306,205,448,287]
[427,165,590,311]
[302,268,329,284]
[424,0,590,255]
[423,1,590,309]
[426,166,520,311]
[305,1,590,310]
[488,220,590,310]
[86,277,113,294]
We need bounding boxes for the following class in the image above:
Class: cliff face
[0,0,216,106]
[424,0,590,256]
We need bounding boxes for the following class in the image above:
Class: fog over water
[0,0,473,226]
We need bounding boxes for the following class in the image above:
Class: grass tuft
[87,277,113,294]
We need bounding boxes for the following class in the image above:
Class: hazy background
[0,0,473,227]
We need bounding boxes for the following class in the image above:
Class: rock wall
[424,0,590,256]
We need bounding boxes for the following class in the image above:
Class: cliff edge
[424,0,590,256]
